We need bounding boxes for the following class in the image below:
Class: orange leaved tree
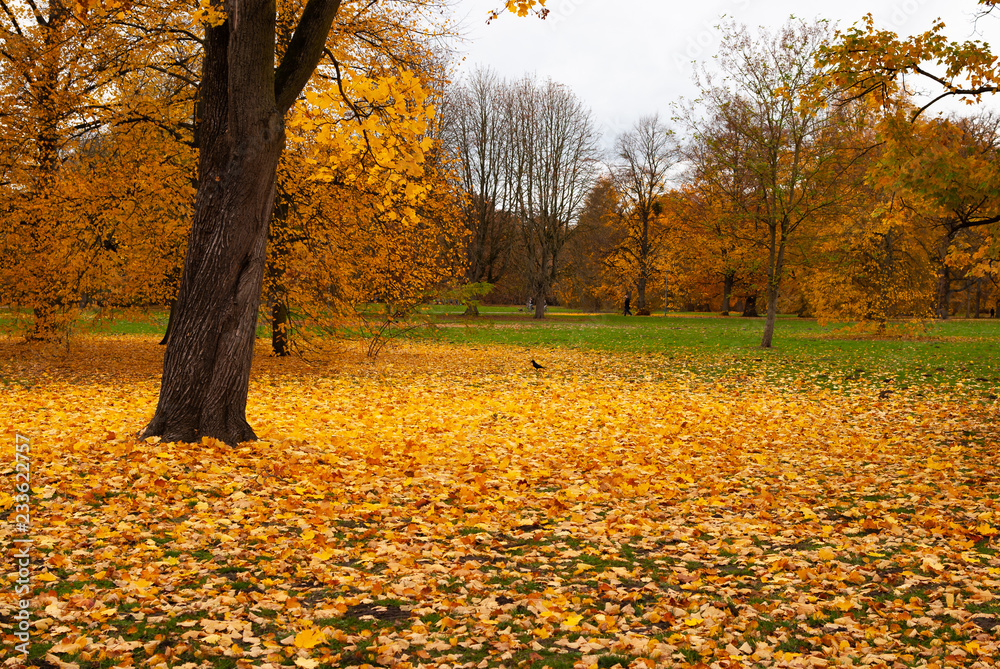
[0,1,191,338]
[687,18,872,348]
[603,115,679,315]
[876,112,1000,319]
[140,1,543,445]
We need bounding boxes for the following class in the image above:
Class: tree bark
[761,225,787,348]
[159,300,176,345]
[635,272,650,315]
[761,282,779,348]
[533,287,546,319]
[272,300,290,356]
[742,295,758,317]
[721,270,734,316]
[936,264,951,319]
[141,0,343,445]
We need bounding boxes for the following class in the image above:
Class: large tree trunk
[533,287,546,319]
[142,19,282,444]
[532,256,549,319]
[761,228,787,348]
[141,140,282,443]
[761,281,779,348]
[141,0,338,445]
[742,295,758,317]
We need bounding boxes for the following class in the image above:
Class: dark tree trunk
[531,260,549,320]
[760,227,787,349]
[533,291,545,319]
[721,270,734,316]
[27,303,63,342]
[159,300,176,345]
[141,0,343,445]
[936,264,951,319]
[636,273,650,315]
[142,134,282,441]
[742,295,758,318]
[272,301,290,356]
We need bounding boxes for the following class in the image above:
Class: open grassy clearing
[1,333,999,668]
[425,314,1000,395]
[3,307,998,396]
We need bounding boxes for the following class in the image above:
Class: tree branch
[0,0,24,36]
[910,85,998,120]
[274,0,343,113]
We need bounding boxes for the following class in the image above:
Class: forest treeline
[445,19,1000,349]
[2,1,999,353]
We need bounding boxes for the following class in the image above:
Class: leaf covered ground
[2,337,999,669]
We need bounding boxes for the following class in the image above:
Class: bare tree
[442,68,517,293]
[510,76,600,318]
[609,114,679,314]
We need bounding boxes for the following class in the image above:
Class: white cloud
[450,0,1000,151]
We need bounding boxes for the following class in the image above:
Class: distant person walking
[623,294,632,316]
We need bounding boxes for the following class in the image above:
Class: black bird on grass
[531,359,545,370]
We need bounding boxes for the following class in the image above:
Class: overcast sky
[448,1,999,150]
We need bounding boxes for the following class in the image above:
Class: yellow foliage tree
[0,1,194,338]
[874,112,1000,318]
[264,3,464,357]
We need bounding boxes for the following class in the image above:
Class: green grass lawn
[0,307,170,337]
[3,305,998,396]
[423,310,1000,396]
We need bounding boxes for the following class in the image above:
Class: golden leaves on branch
[820,12,1000,115]
[489,1,548,21]
[192,0,226,27]
[293,70,435,193]
[273,53,464,355]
